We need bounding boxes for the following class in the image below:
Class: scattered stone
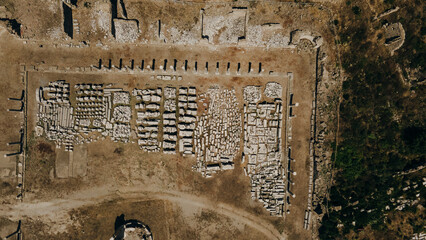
[264,82,282,98]
[113,19,140,43]
[243,86,261,103]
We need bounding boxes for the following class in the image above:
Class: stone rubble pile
[177,87,197,156]
[37,81,134,149]
[264,82,283,98]
[37,80,290,217]
[243,83,286,216]
[133,88,162,152]
[113,105,132,123]
[112,123,131,142]
[202,8,247,45]
[304,92,316,229]
[162,87,178,154]
[243,85,262,103]
[36,80,75,151]
[113,91,130,105]
[194,87,241,178]
[111,91,131,142]
[75,83,109,143]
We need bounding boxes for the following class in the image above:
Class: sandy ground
[0,186,284,239]
[0,35,316,240]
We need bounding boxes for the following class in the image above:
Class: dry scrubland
[0,0,343,239]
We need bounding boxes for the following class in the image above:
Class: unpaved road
[0,185,286,240]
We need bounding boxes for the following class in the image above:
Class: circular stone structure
[110,219,153,240]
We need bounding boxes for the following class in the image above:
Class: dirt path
[0,185,286,240]
[125,190,286,240]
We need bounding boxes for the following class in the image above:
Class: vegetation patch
[319,0,425,239]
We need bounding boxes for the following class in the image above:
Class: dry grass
[24,136,83,200]
[25,136,56,191]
